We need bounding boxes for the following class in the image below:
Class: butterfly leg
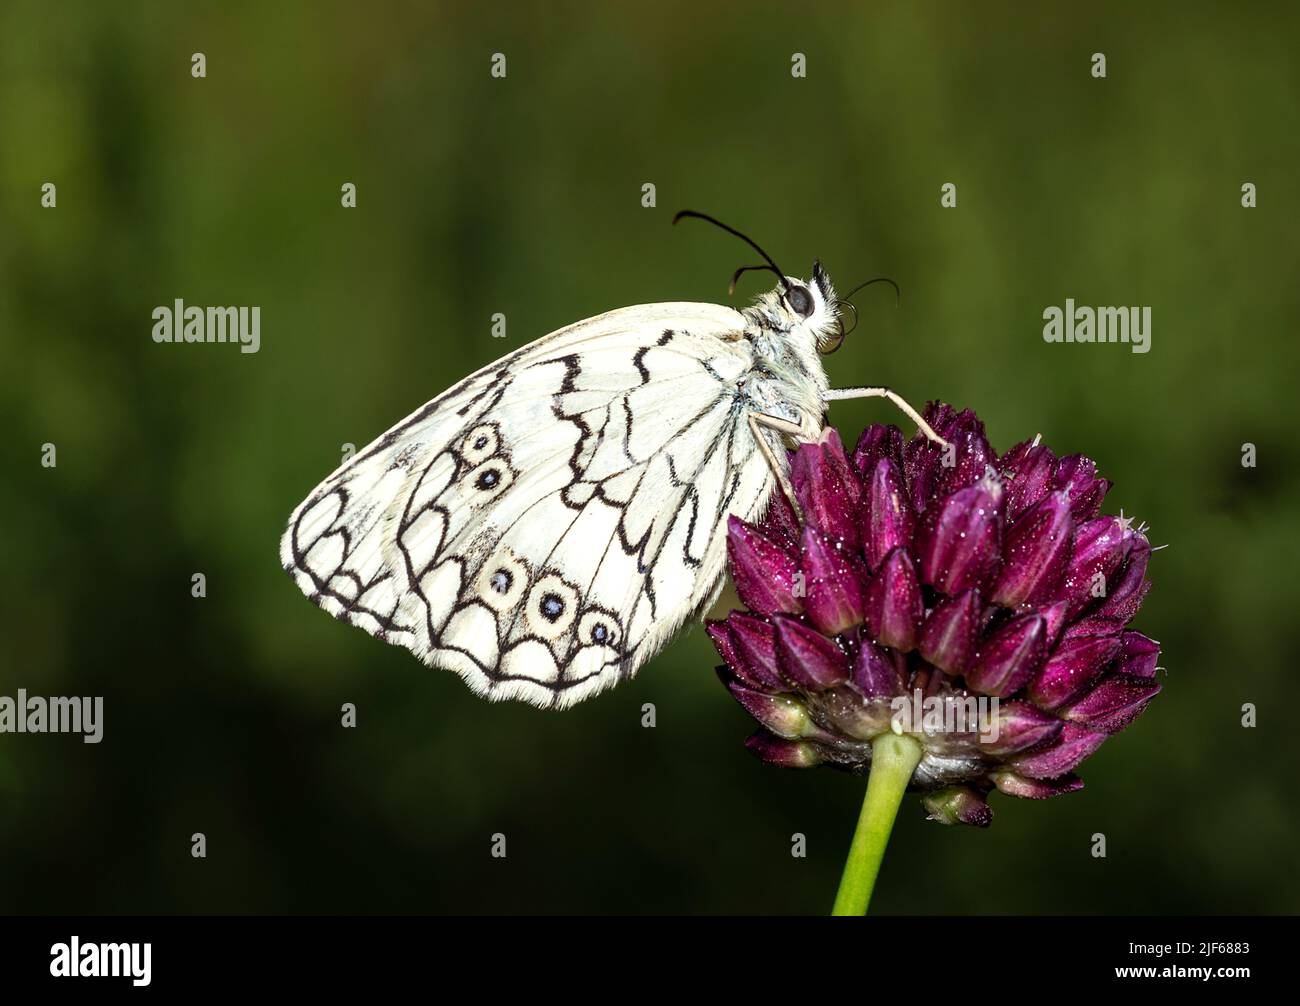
[748,410,813,519]
[823,386,948,445]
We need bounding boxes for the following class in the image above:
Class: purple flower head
[711,404,1162,826]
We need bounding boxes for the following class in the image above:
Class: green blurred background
[2,1,1297,914]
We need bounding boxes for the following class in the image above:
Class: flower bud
[919,589,981,674]
[726,516,803,616]
[980,699,1063,756]
[967,613,1047,697]
[992,771,1085,799]
[852,423,905,481]
[991,491,1074,608]
[1094,534,1151,624]
[744,730,825,768]
[1027,619,1122,711]
[852,638,907,698]
[725,613,785,690]
[1009,722,1108,779]
[860,458,915,571]
[801,527,867,636]
[1062,673,1162,734]
[864,547,923,651]
[1061,516,1130,617]
[724,678,816,739]
[792,428,861,549]
[774,615,849,690]
[1053,453,1111,522]
[923,787,993,827]
[1116,631,1160,678]
[999,440,1057,517]
[915,476,1003,595]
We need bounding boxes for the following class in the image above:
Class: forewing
[280,303,776,707]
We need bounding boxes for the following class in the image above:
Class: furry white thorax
[738,273,839,436]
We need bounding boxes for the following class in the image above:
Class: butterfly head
[750,259,846,356]
[791,259,845,354]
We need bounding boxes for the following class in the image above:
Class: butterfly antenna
[673,210,791,296]
[827,276,899,350]
[839,276,901,306]
[828,299,858,348]
[727,263,784,296]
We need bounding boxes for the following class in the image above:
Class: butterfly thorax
[739,288,833,437]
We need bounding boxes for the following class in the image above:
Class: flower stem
[830,733,923,916]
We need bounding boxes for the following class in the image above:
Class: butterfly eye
[787,285,814,318]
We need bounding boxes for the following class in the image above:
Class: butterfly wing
[280,302,776,708]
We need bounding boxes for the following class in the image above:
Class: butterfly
[280,212,944,709]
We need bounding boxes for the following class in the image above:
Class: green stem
[830,732,923,916]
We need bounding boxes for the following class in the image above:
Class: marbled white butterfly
[280,212,943,708]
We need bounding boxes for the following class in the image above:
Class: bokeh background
[2,1,1297,914]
